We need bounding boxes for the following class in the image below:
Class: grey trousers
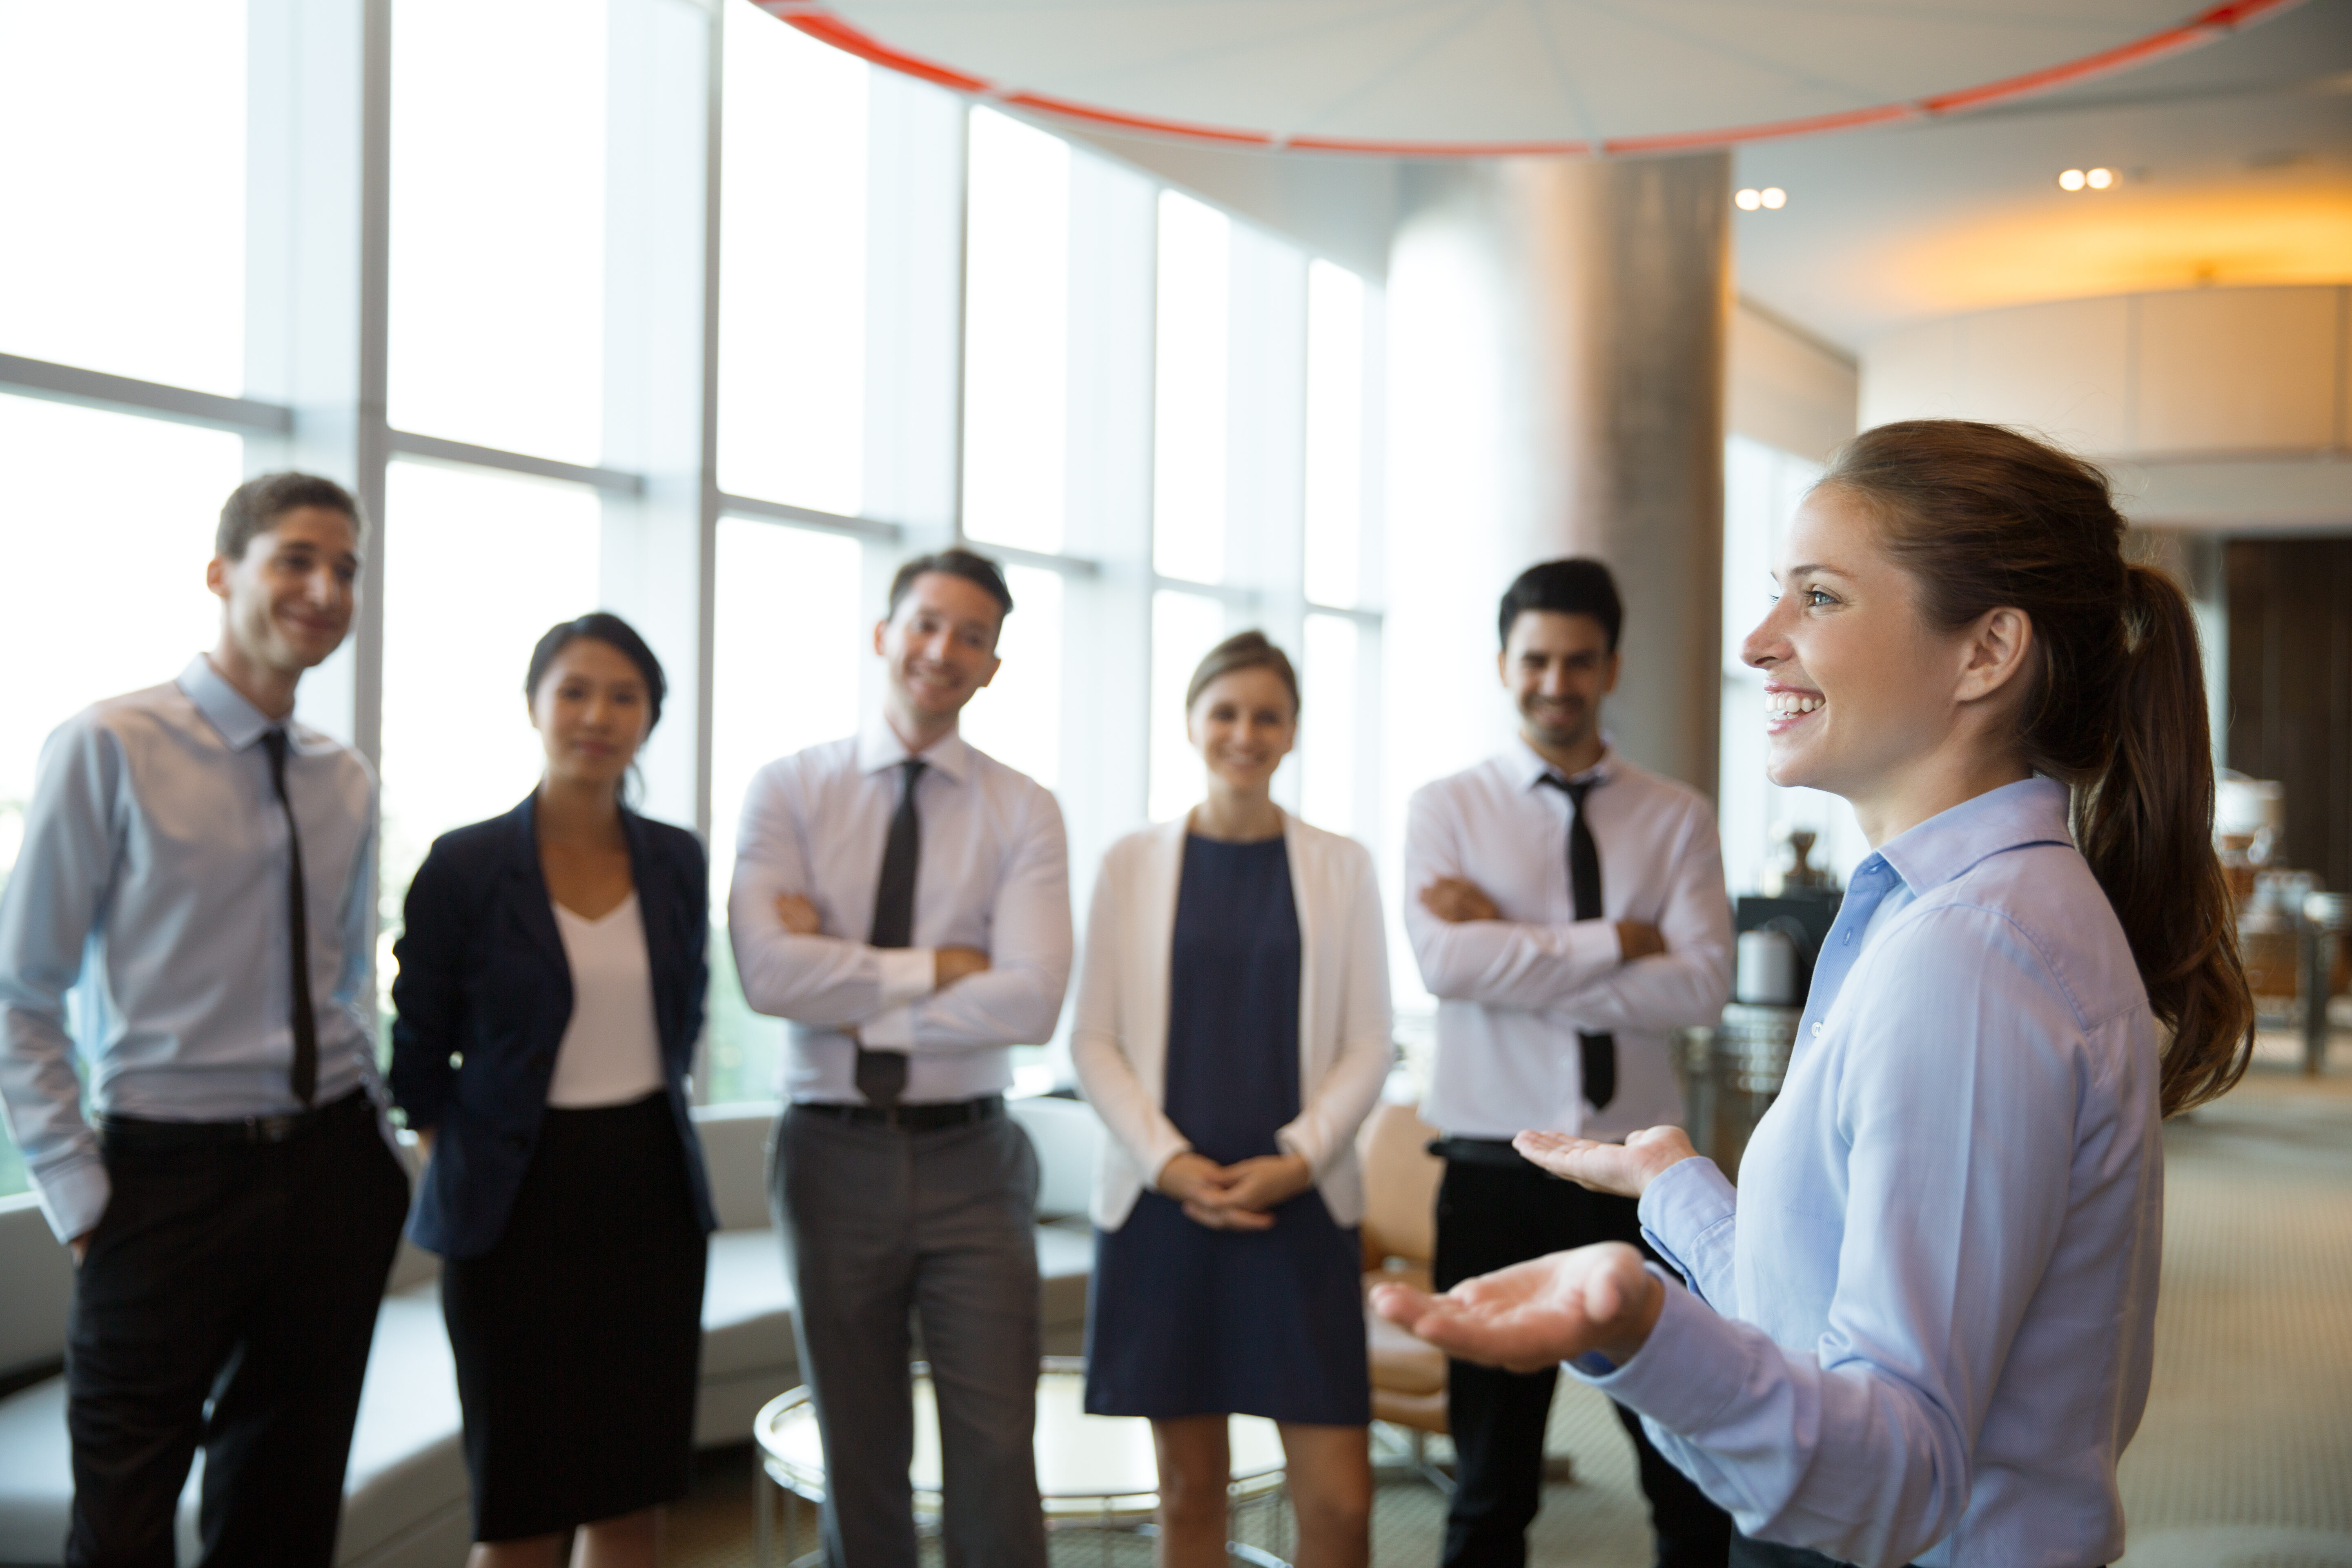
[771,1105,1048,1568]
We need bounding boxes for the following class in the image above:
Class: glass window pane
[1153,193,1229,585]
[718,2,868,515]
[1304,261,1364,609]
[960,566,1062,789]
[0,0,245,394]
[1301,614,1359,837]
[0,397,240,883]
[962,109,1070,554]
[390,0,606,465]
[1147,590,1227,822]
[707,519,865,1103]
[378,461,604,924]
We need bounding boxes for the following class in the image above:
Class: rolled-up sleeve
[0,721,122,1242]
[1574,908,2083,1566]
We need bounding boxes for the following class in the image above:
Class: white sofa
[0,1096,1102,1568]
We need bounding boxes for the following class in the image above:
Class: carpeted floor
[668,1041,2352,1567]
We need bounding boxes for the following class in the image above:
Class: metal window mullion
[387,428,645,495]
[0,353,294,437]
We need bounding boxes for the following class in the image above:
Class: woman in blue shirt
[1376,421,2252,1568]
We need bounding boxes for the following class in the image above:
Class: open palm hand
[1370,1242,1663,1373]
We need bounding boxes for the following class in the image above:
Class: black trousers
[1434,1156,1731,1568]
[65,1089,410,1568]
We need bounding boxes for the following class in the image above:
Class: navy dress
[1084,835,1372,1425]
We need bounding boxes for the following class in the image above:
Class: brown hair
[1185,630,1299,715]
[1819,420,2251,1116]
[216,472,365,560]
[886,548,1013,625]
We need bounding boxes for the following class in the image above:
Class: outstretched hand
[1371,1242,1664,1373]
[1512,1124,1697,1199]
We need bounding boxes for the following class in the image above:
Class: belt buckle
[883,1103,907,1132]
[247,1113,299,1145]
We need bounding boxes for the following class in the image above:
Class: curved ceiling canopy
[756,0,2304,156]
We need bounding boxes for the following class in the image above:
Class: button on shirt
[727,717,1073,1105]
[1581,778,2164,1568]
[1404,742,1733,1140]
[0,657,381,1242]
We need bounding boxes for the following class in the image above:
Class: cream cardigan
[1069,810,1395,1231]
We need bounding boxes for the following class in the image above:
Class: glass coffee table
[753,1357,1290,1566]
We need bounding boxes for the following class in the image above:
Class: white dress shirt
[728,715,1073,1105]
[0,656,381,1242]
[546,893,666,1108]
[1403,739,1733,1142]
[1584,778,2160,1568]
[1069,812,1395,1229]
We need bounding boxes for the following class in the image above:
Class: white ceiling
[813,0,2266,149]
[1728,0,2352,346]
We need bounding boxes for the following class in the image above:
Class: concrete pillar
[1383,154,1730,798]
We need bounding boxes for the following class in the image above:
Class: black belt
[797,1094,1005,1133]
[98,1086,374,1152]
[1428,1135,1543,1172]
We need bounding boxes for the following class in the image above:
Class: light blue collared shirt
[0,657,382,1242]
[1579,778,2163,1568]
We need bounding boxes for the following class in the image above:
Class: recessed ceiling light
[2086,167,2115,189]
[2059,169,2087,191]
[1760,187,1786,209]
[1735,188,1762,210]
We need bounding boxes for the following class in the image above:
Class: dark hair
[887,549,1014,628]
[216,472,366,560]
[1498,558,1623,651]
[1185,630,1299,715]
[524,612,668,731]
[1820,419,2252,1117]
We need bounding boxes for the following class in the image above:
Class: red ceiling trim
[757,0,2307,158]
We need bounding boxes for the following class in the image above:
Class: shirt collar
[856,710,970,785]
[176,655,278,752]
[1511,733,1615,793]
[1873,775,2074,896]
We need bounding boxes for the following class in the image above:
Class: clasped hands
[774,894,990,991]
[1371,1125,1699,1372]
[1156,1150,1314,1232]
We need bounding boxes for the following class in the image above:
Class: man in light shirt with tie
[730,548,1072,1568]
[0,474,409,1567]
[1404,558,1735,1568]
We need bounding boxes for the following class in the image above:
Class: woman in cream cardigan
[1073,630,1395,1568]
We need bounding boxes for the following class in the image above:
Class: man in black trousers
[0,473,408,1566]
[1403,559,1736,1568]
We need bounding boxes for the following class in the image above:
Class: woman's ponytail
[1822,422,2253,1116]
[2080,566,2253,1115]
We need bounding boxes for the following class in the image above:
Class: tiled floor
[670,1045,2352,1567]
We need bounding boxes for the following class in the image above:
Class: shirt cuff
[875,948,935,1010]
[1569,1268,1748,1434]
[35,1155,111,1245]
[858,1004,918,1050]
[1638,1155,1737,1276]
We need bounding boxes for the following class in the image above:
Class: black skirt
[441,1092,708,1541]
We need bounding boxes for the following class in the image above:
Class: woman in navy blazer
[390,612,715,1568]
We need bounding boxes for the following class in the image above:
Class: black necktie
[860,759,926,1109]
[259,729,318,1107]
[1540,773,1617,1112]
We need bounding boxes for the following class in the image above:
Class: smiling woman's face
[1740,486,1969,802]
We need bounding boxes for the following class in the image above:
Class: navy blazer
[388,793,719,1259]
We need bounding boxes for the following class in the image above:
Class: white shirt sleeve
[1403,782,1624,1009]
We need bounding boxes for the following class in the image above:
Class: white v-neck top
[546,892,665,1108]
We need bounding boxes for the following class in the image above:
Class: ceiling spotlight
[1735,188,1762,210]
[2087,167,2115,189]
[1760,187,1786,209]
[2059,169,2087,190]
